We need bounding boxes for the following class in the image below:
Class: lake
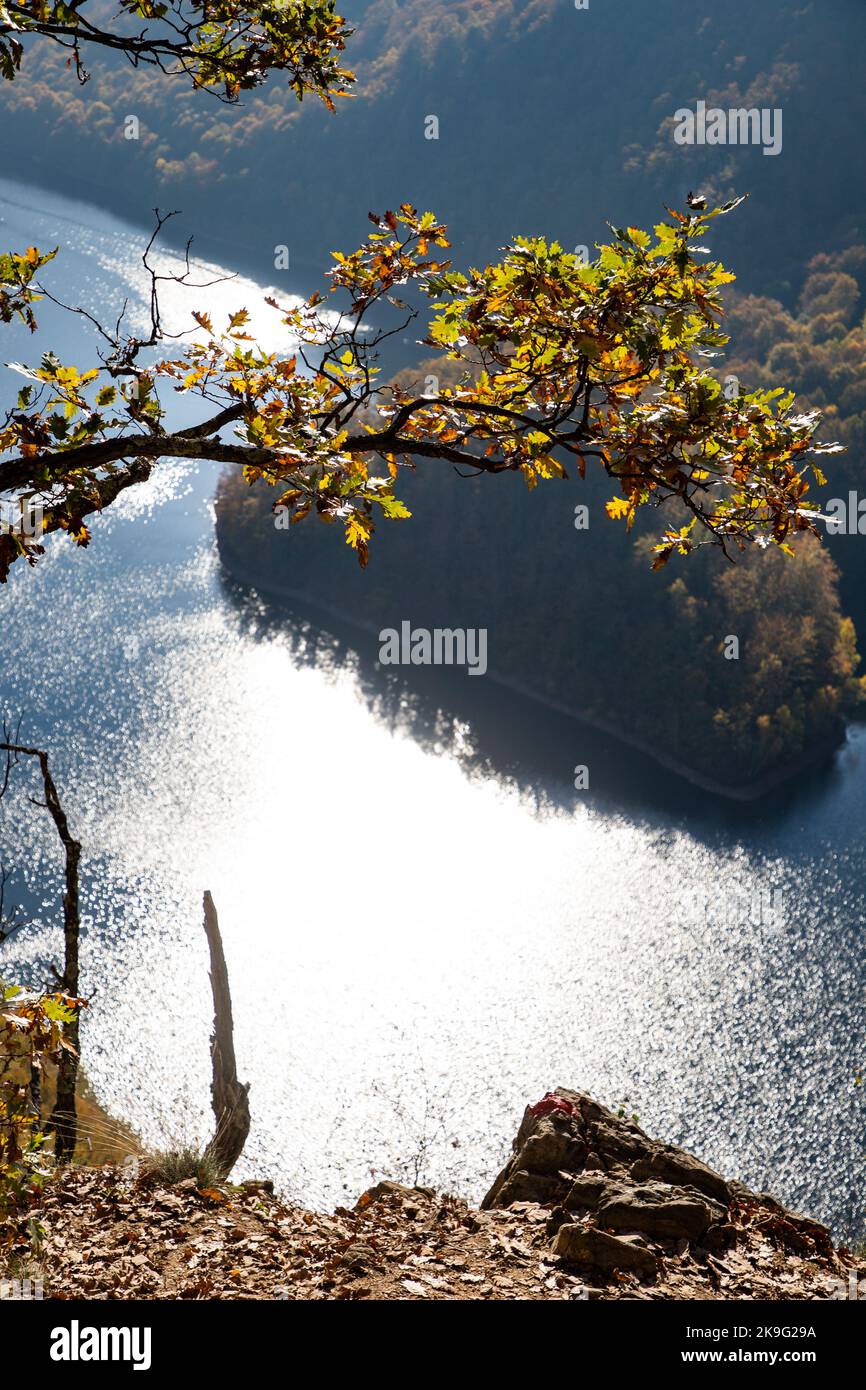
[1,177,864,1236]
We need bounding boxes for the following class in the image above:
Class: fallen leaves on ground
[3,1167,857,1301]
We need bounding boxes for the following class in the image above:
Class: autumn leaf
[605,496,631,520]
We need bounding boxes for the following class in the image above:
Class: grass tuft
[141,1146,223,1190]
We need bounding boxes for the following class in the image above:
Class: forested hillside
[725,247,866,626]
[6,0,866,789]
[215,217,866,788]
[216,445,863,790]
[4,0,865,290]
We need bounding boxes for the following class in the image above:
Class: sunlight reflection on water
[1,180,864,1231]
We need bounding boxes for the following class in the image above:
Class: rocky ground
[10,1090,861,1300]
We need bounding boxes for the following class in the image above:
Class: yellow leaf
[605,496,630,520]
[345,512,371,550]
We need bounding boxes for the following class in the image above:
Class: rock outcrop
[482,1088,840,1291]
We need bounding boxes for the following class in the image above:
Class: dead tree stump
[201,891,250,1178]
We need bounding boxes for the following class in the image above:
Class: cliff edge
[13,1090,858,1301]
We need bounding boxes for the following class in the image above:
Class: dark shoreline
[215,531,846,806]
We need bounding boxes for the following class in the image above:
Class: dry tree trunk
[0,739,81,1162]
[201,891,250,1178]
[39,750,81,1164]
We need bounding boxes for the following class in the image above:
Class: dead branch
[201,890,250,1178]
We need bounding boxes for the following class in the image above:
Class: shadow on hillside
[215,566,844,843]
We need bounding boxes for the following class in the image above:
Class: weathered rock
[545,1206,572,1238]
[553,1223,658,1276]
[339,1242,381,1272]
[629,1149,731,1205]
[482,1089,730,1213]
[22,1122,856,1303]
[733,1192,835,1259]
[493,1169,565,1207]
[562,1175,616,1210]
[482,1086,835,1286]
[596,1182,725,1241]
[361,1180,426,1203]
[520,1125,587,1175]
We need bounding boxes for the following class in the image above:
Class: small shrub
[141,1146,223,1190]
[0,984,79,1218]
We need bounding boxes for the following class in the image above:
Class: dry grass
[37,1063,141,1167]
[140,1146,222,1190]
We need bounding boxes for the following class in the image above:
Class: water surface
[0,178,864,1235]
